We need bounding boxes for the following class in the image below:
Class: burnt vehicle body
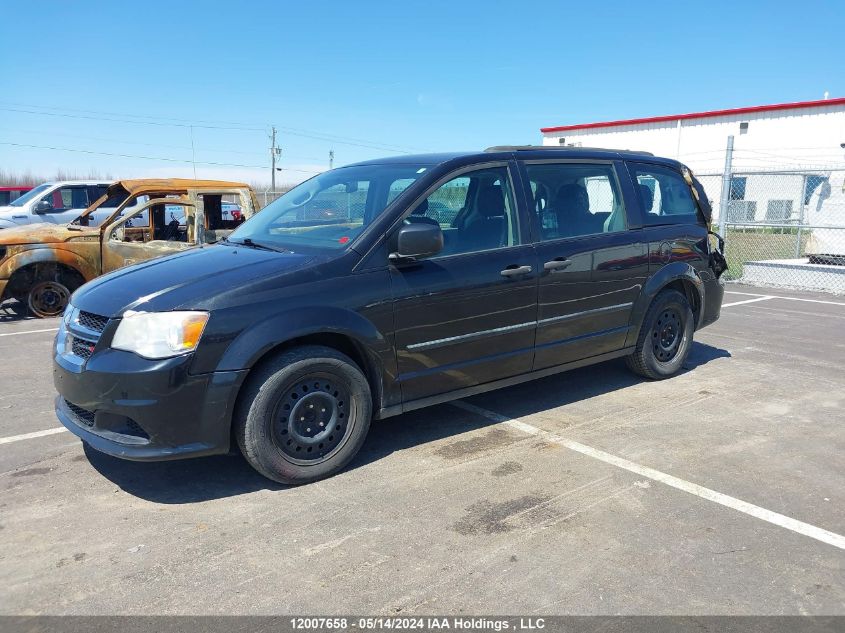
[0,179,258,317]
[53,147,725,484]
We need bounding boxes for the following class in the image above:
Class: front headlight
[111,311,209,359]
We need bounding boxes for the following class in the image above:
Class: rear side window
[523,162,627,240]
[630,163,703,226]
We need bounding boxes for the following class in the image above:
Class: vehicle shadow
[0,299,33,323]
[82,341,730,503]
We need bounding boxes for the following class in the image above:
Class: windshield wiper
[223,237,288,253]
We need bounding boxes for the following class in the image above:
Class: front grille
[77,310,109,334]
[65,400,95,427]
[71,336,97,360]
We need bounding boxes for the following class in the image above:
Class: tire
[27,279,74,318]
[626,289,694,380]
[235,345,372,485]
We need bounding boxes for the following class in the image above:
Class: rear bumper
[699,274,724,329]
[54,349,247,461]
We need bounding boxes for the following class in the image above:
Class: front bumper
[54,348,247,461]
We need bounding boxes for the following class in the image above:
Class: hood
[0,223,97,245]
[73,244,320,317]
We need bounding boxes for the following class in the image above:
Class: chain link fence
[696,168,845,293]
[257,190,289,208]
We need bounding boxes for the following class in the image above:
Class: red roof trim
[540,97,845,134]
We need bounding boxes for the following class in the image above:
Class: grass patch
[725,229,809,279]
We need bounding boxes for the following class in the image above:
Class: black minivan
[54,147,725,484]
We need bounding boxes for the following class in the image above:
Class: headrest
[639,184,654,212]
[477,185,505,218]
[412,199,429,215]
[554,184,589,214]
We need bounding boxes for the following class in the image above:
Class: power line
[0,106,265,131]
[0,100,269,129]
[0,101,433,154]
[0,126,324,161]
[0,141,323,173]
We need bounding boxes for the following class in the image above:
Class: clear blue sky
[1,0,843,186]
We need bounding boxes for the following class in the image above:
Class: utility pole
[189,125,197,179]
[329,149,334,170]
[270,127,281,192]
[718,135,734,242]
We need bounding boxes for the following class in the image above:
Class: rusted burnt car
[0,179,258,317]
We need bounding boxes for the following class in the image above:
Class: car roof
[345,147,684,170]
[38,180,113,187]
[109,178,250,197]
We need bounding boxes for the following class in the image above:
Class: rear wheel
[626,289,694,379]
[235,345,372,484]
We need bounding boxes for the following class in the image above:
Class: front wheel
[27,280,73,318]
[626,289,694,380]
[235,345,372,484]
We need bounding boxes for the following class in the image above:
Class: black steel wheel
[235,345,372,484]
[272,375,352,464]
[626,289,694,380]
[27,280,71,318]
[651,307,683,362]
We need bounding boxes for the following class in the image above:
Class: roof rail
[484,145,654,156]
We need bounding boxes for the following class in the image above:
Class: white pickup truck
[0,181,115,228]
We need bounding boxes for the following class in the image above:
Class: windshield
[229,164,430,252]
[9,183,51,207]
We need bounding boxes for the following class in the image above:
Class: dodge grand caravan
[53,147,726,484]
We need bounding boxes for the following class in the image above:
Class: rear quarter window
[629,163,705,226]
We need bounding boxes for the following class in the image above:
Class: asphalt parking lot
[0,284,843,615]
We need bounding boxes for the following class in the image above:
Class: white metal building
[540,97,845,173]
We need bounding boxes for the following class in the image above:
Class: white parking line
[0,327,59,338]
[721,296,774,308]
[451,401,845,551]
[726,291,845,307]
[0,427,67,445]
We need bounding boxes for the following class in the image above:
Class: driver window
[415,166,519,257]
[41,186,88,212]
[109,204,152,243]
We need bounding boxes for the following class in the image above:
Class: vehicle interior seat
[71,188,88,209]
[407,199,439,226]
[463,185,508,251]
[639,184,654,213]
[552,183,594,237]
[603,185,640,233]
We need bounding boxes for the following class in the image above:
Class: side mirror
[389,222,443,262]
[34,200,53,213]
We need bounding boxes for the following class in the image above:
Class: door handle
[544,258,572,272]
[500,264,532,277]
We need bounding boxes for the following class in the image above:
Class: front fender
[626,262,705,347]
[206,305,396,411]
[0,245,97,284]
[217,305,387,371]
